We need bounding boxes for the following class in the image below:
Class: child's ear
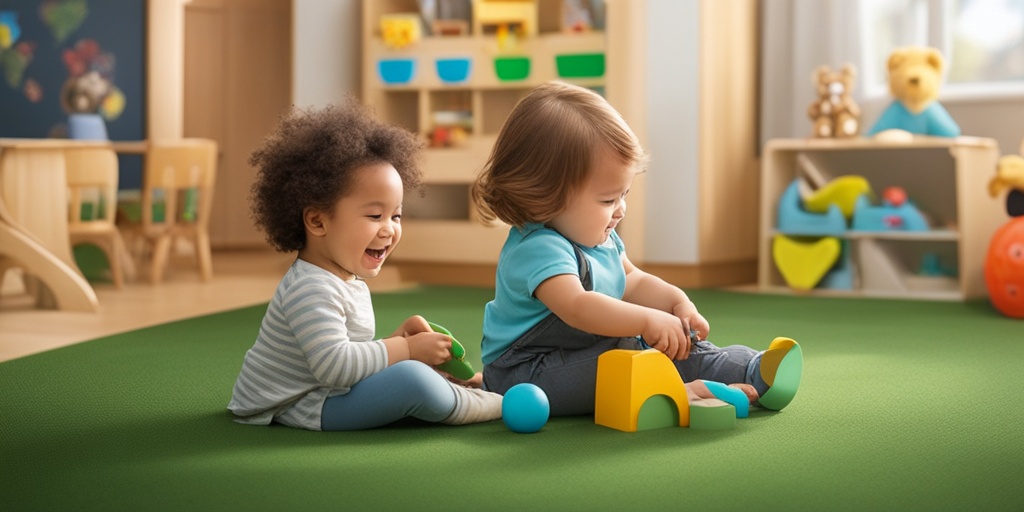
[303,207,327,237]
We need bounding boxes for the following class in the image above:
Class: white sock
[442,383,503,425]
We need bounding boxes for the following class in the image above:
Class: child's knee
[390,360,444,386]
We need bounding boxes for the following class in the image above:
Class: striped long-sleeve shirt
[227,259,389,430]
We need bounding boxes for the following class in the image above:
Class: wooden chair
[125,139,218,284]
[65,147,134,289]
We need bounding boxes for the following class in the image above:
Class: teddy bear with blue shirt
[866,46,960,139]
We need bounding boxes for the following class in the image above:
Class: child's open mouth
[365,247,388,260]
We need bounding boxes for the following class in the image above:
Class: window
[859,0,1024,100]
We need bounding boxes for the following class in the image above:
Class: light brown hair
[472,81,646,227]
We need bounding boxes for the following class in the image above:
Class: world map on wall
[1,0,124,120]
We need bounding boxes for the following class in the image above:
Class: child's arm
[621,254,710,342]
[534,273,689,359]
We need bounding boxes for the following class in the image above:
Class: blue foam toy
[851,194,929,232]
[776,180,847,236]
[701,381,749,419]
[502,383,550,433]
[818,240,854,290]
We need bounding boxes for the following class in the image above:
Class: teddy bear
[807,64,861,138]
[866,46,960,138]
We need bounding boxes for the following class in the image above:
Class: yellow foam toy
[803,175,872,218]
[596,349,690,432]
[772,235,841,290]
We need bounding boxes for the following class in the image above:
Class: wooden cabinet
[758,137,1003,300]
[361,0,638,283]
[184,0,292,248]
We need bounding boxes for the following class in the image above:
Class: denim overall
[483,243,764,416]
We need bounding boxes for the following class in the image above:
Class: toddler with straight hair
[473,81,802,416]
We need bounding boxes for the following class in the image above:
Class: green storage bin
[494,56,531,81]
[555,53,605,78]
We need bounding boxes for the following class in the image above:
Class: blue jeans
[482,242,765,416]
[320,360,455,431]
[483,311,766,416]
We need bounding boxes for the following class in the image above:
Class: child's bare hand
[672,301,710,342]
[642,310,689,360]
[406,331,452,366]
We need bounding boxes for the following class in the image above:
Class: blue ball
[502,383,550,433]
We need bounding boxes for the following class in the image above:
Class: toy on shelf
[866,46,960,138]
[427,322,477,380]
[818,240,854,290]
[851,186,929,232]
[380,13,422,49]
[807,63,861,138]
[801,175,871,218]
[988,139,1024,217]
[777,179,846,236]
[473,0,537,37]
[772,234,841,291]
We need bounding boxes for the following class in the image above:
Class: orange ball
[985,217,1024,318]
[883,186,907,207]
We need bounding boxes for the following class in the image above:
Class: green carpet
[2,287,1022,511]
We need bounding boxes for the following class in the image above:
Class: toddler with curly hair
[228,98,502,430]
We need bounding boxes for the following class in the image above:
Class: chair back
[141,139,217,232]
[65,147,119,228]
[67,114,109,140]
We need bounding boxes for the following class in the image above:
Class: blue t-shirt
[480,223,627,365]
[866,101,960,137]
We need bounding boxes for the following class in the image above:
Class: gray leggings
[483,312,763,416]
[483,243,763,416]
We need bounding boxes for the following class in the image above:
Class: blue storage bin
[378,58,415,85]
[436,58,471,83]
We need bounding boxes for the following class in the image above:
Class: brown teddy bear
[807,64,860,138]
[866,46,960,138]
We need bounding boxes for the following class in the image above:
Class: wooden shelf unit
[758,137,1003,300]
[361,0,619,270]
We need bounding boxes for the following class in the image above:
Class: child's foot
[756,337,802,411]
[442,384,503,425]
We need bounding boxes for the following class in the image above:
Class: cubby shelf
[758,137,1003,300]
[362,0,614,265]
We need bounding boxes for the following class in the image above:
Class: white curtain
[759,0,865,147]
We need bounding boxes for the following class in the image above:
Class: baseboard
[393,262,497,288]
[635,259,758,289]
[392,259,758,290]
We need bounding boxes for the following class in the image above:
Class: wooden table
[0,138,147,312]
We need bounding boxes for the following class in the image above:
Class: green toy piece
[427,322,476,381]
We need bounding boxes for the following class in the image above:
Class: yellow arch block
[595,349,691,432]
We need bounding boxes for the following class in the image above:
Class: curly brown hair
[249,98,424,252]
